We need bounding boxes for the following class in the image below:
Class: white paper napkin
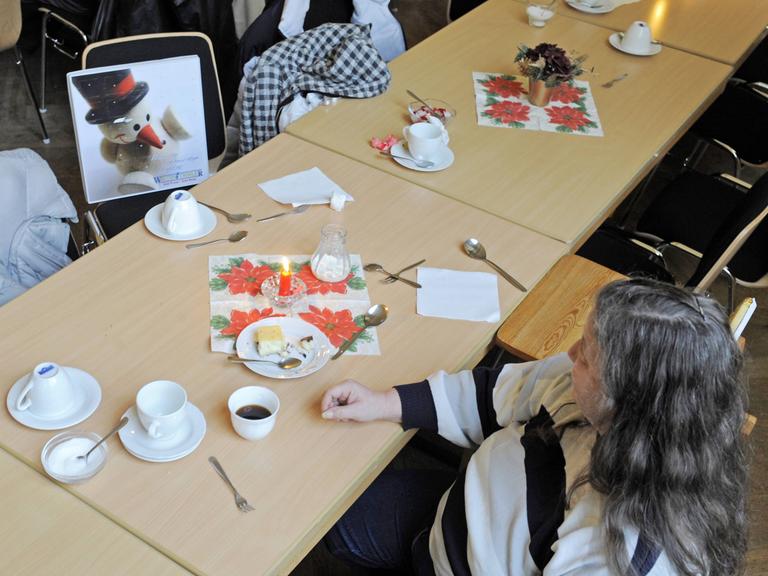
[416,267,500,322]
[258,167,355,207]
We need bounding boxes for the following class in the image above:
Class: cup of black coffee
[228,386,279,440]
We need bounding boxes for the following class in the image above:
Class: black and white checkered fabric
[239,23,391,155]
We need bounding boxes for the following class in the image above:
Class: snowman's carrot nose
[137,124,164,149]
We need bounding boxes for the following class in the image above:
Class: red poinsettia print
[217,260,275,296]
[545,106,593,131]
[296,264,353,296]
[218,308,284,337]
[551,84,583,104]
[481,76,526,98]
[484,101,531,125]
[299,306,362,348]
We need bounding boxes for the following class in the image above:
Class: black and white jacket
[395,354,674,576]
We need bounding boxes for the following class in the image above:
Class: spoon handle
[256,211,290,223]
[407,90,437,115]
[484,258,527,292]
[390,276,421,289]
[83,416,129,460]
[198,202,229,218]
[227,355,271,364]
[331,329,367,360]
[186,238,226,249]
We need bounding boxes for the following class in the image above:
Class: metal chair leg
[39,9,49,113]
[14,45,50,144]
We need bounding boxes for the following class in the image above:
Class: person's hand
[321,380,402,423]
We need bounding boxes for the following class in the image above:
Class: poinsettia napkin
[208,254,380,355]
[258,167,354,207]
[416,267,500,322]
[473,72,603,137]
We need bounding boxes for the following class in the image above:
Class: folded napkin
[258,167,355,208]
[416,267,500,322]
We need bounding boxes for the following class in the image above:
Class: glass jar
[310,224,351,283]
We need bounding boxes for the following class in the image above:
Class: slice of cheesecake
[256,325,286,356]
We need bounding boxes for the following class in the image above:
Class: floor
[3,6,767,575]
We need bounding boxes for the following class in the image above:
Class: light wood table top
[0,134,566,576]
[286,0,731,246]
[545,0,768,67]
[0,448,191,576]
[495,255,625,360]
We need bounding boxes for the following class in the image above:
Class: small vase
[528,79,555,107]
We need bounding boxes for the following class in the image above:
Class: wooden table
[495,255,625,360]
[547,0,768,67]
[0,448,191,576]
[0,134,566,575]
[286,0,731,246]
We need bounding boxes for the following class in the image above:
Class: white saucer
[6,367,101,430]
[118,404,206,462]
[389,142,454,172]
[235,317,332,379]
[143,204,217,241]
[565,0,614,14]
[609,33,662,56]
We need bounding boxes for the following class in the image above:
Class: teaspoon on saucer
[379,151,434,169]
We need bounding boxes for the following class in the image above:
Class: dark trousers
[324,468,457,575]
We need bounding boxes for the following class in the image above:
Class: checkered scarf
[239,23,391,155]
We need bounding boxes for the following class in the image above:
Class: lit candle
[278,257,292,296]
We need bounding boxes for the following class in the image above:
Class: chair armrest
[83,210,107,251]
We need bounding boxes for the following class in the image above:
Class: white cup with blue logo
[161,190,202,236]
[16,362,75,418]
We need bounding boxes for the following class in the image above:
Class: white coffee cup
[620,21,653,54]
[228,386,280,441]
[161,190,202,235]
[15,362,75,418]
[136,380,188,439]
[402,118,450,162]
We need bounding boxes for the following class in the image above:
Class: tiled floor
[3,8,766,575]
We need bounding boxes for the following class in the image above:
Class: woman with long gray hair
[320,278,749,575]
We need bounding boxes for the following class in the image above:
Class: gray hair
[588,279,748,575]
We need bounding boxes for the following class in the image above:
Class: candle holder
[261,274,307,310]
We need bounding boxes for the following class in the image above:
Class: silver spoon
[379,151,434,169]
[227,355,302,369]
[186,230,248,249]
[406,89,439,118]
[331,304,388,360]
[255,204,310,223]
[364,263,421,288]
[198,202,252,223]
[463,238,527,292]
[77,416,129,462]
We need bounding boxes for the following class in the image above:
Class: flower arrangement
[514,43,587,87]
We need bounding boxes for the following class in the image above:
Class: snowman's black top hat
[71,69,149,125]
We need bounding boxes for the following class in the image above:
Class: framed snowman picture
[67,56,209,204]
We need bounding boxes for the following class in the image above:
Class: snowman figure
[72,69,192,194]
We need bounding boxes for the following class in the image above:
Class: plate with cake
[235,318,332,379]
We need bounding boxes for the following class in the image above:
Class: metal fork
[208,456,254,513]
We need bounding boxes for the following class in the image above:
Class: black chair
[686,80,768,177]
[578,170,768,312]
[79,32,226,249]
[37,0,115,113]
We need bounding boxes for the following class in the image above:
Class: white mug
[620,21,653,53]
[136,380,188,439]
[402,118,449,162]
[161,190,202,235]
[228,386,280,441]
[15,362,75,418]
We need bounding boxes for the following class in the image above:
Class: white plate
[143,203,217,241]
[235,317,332,379]
[389,142,454,172]
[608,33,662,56]
[118,404,206,462]
[6,367,101,431]
[565,0,614,14]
